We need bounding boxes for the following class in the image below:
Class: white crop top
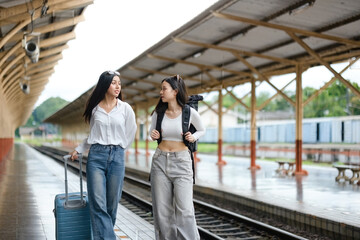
[149,108,205,142]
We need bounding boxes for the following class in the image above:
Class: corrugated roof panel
[44,0,360,121]
[187,48,234,66]
[325,20,360,39]
[184,17,247,43]
[137,57,169,71]
[168,62,202,76]
[1,0,93,127]
[222,26,290,52]
[123,88,139,95]
[158,42,202,58]
[279,0,360,29]
[224,0,287,19]
[120,69,144,79]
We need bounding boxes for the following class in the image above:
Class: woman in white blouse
[149,75,205,240]
[70,70,137,240]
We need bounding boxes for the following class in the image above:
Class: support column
[0,89,15,161]
[134,105,140,155]
[217,89,226,165]
[295,64,308,175]
[0,138,14,162]
[145,106,150,156]
[250,78,260,170]
[194,152,200,162]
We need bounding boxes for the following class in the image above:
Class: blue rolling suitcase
[54,154,92,239]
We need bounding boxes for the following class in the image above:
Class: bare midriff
[158,140,188,152]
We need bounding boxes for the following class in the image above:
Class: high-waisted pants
[150,148,200,240]
[86,144,125,240]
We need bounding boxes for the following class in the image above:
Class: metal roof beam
[3,53,62,91]
[121,74,159,88]
[0,0,67,21]
[174,37,297,65]
[224,89,250,112]
[232,52,295,107]
[288,31,360,99]
[129,66,202,83]
[148,54,253,78]
[1,0,92,24]
[1,31,73,81]
[303,59,359,108]
[213,12,360,47]
[4,15,85,47]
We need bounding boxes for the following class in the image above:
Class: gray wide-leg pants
[150,148,200,240]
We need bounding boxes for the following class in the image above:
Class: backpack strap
[182,105,191,146]
[155,106,196,184]
[150,110,165,182]
[182,105,196,184]
[156,110,165,145]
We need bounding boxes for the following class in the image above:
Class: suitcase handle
[63,154,85,207]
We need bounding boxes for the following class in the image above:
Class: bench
[276,161,295,175]
[333,165,360,184]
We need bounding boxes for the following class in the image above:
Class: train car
[199,115,360,144]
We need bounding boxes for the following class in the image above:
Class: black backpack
[155,95,203,183]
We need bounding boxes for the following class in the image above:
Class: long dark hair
[83,71,122,123]
[153,75,188,115]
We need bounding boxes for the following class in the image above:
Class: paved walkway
[0,143,154,240]
[126,148,360,228]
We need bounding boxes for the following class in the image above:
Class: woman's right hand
[69,150,78,161]
[151,129,160,140]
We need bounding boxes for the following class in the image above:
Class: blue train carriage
[200,115,360,144]
[331,115,360,144]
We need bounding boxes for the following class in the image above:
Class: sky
[35,0,360,107]
[35,0,218,107]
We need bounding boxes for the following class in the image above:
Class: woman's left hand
[184,132,195,143]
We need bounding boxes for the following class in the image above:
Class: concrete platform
[0,142,154,240]
[124,147,360,238]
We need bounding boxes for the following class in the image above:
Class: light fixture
[25,41,39,63]
[193,51,202,58]
[289,0,315,15]
[22,32,40,63]
[20,76,30,94]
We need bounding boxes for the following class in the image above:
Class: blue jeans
[87,144,125,240]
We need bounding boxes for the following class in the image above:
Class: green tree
[349,82,360,115]
[223,93,236,108]
[34,97,69,122]
[272,91,294,111]
[22,97,69,127]
[303,80,360,117]
[204,80,360,118]
[24,114,36,127]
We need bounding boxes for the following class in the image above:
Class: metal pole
[295,64,308,175]
[250,78,260,169]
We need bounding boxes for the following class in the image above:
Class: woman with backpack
[149,74,205,240]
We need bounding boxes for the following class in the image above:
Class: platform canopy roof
[46,0,360,124]
[0,0,93,127]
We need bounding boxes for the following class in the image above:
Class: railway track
[33,145,307,240]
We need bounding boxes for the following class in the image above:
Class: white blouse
[149,107,205,142]
[75,99,137,153]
